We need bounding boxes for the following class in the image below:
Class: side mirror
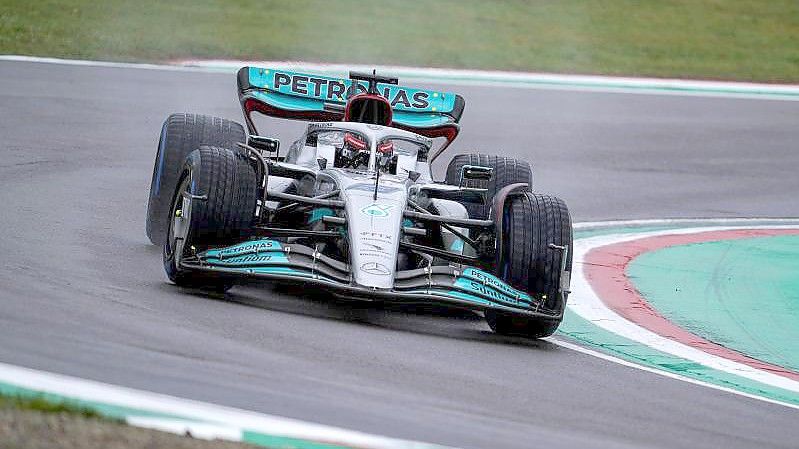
[248,135,280,153]
[459,165,493,186]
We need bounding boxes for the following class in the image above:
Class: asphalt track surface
[1,60,798,449]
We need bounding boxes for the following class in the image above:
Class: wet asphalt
[1,60,798,449]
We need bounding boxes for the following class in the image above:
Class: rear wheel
[147,113,246,245]
[163,146,258,292]
[444,154,532,219]
[486,192,572,338]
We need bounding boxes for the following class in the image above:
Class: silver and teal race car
[145,67,572,338]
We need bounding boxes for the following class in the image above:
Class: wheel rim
[165,172,192,265]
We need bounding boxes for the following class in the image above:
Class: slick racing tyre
[163,146,258,292]
[146,113,247,245]
[486,192,572,339]
[444,154,532,219]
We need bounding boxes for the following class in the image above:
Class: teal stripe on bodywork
[309,208,334,224]
[404,289,490,306]
[205,253,290,267]
[409,266,535,309]
[440,289,491,306]
[458,268,532,303]
[248,67,456,113]
[403,266,533,310]
[392,110,455,127]
[246,67,458,129]
[201,239,306,273]
[203,239,283,259]
[450,239,464,253]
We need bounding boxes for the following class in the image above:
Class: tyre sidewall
[444,154,532,219]
[490,192,572,338]
[146,114,246,246]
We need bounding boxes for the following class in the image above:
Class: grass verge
[0,392,257,448]
[1,0,798,82]
[0,393,109,420]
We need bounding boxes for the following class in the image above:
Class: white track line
[548,337,799,410]
[0,55,204,72]
[2,55,798,100]
[179,59,799,100]
[0,362,454,449]
[573,217,799,229]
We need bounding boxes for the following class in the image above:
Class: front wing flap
[181,239,558,319]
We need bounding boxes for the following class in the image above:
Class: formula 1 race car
[145,67,572,338]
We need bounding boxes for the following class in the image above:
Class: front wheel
[163,146,258,292]
[147,113,247,246]
[486,192,572,338]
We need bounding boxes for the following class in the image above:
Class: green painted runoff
[628,235,799,372]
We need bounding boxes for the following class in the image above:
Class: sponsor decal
[308,122,335,130]
[204,240,282,259]
[358,231,394,259]
[258,70,444,111]
[272,72,430,108]
[202,240,286,265]
[359,251,392,260]
[219,240,279,255]
[308,207,334,224]
[213,254,285,266]
[357,231,394,260]
[360,262,391,276]
[359,231,393,240]
[360,204,394,218]
[454,278,526,307]
[454,268,533,306]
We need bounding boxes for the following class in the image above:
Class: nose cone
[344,184,406,289]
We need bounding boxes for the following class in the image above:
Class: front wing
[179,239,560,319]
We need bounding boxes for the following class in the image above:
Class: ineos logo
[361,262,391,276]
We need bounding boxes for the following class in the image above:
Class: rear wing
[237,67,465,159]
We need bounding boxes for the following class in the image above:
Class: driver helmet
[334,132,370,169]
